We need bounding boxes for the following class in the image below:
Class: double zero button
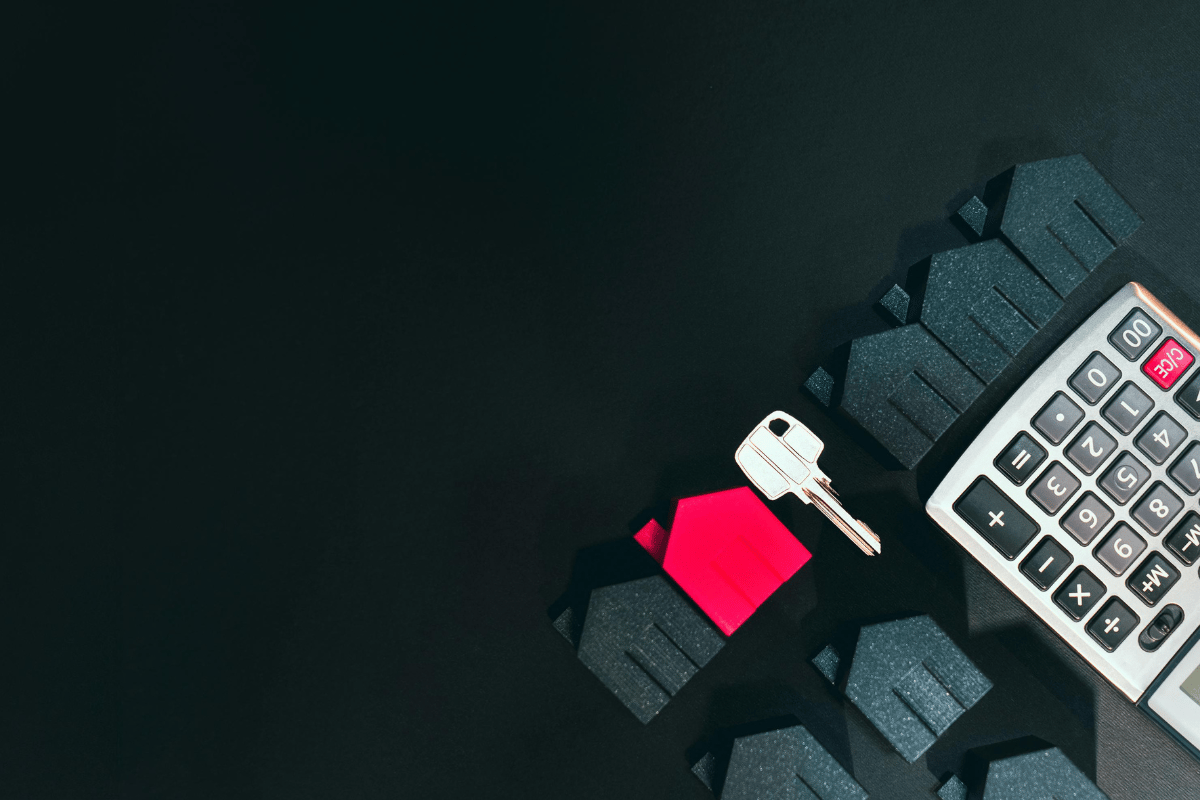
[1110,309,1162,360]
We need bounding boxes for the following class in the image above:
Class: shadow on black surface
[545,536,663,647]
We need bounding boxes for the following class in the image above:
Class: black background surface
[9,1,1200,797]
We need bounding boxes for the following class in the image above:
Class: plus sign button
[954,477,1040,559]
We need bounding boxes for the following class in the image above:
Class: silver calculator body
[928,282,1200,756]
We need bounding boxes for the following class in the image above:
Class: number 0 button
[1095,523,1147,576]
[1071,352,1121,404]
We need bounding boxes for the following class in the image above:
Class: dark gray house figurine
[813,615,992,762]
[553,575,725,723]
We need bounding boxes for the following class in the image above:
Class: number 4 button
[1135,412,1187,465]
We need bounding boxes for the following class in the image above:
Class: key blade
[804,484,882,556]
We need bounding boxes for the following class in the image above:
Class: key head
[735,412,825,500]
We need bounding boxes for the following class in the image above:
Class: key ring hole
[768,418,790,437]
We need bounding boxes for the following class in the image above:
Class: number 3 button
[1095,523,1147,576]
[1028,463,1081,515]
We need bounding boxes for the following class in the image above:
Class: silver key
[735,411,881,555]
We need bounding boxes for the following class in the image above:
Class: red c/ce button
[1143,338,1194,389]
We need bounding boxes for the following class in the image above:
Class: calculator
[927,282,1200,758]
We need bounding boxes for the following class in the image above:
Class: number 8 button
[1131,482,1184,535]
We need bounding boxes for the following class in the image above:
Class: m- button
[955,477,1040,560]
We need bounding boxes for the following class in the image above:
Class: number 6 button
[1095,523,1147,575]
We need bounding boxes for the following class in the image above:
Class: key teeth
[818,476,838,498]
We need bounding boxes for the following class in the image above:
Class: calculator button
[1169,443,1200,495]
[1135,411,1187,465]
[1061,492,1114,545]
[1144,338,1195,390]
[1027,462,1081,515]
[1019,537,1073,590]
[1109,308,1162,360]
[1165,512,1200,566]
[954,477,1040,560]
[1101,382,1155,435]
[1140,604,1184,652]
[1070,352,1122,404]
[1064,423,1118,475]
[995,433,1047,485]
[1127,553,1180,607]
[1032,392,1085,445]
[1098,452,1151,504]
[1176,372,1200,419]
[1088,598,1139,651]
[1095,523,1147,576]
[1131,482,1184,535]
[1055,567,1106,620]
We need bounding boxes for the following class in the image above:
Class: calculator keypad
[1071,353,1122,404]
[1169,443,1200,495]
[1109,309,1162,360]
[1166,513,1200,565]
[1176,372,1200,419]
[954,478,1039,559]
[1127,553,1179,606]
[1144,338,1194,390]
[929,286,1200,693]
[1020,537,1072,590]
[1055,567,1106,620]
